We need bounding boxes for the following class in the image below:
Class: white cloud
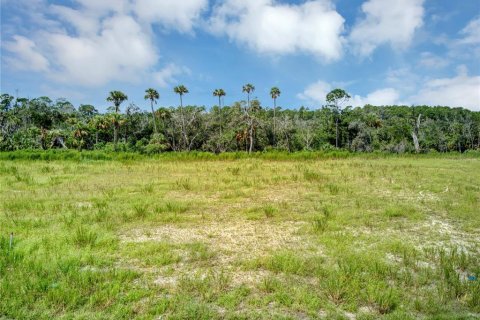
[410,66,480,110]
[44,14,158,86]
[3,35,49,71]
[446,17,480,60]
[75,0,129,14]
[419,52,449,69]
[385,67,422,94]
[458,17,480,45]
[298,81,401,107]
[350,0,424,56]
[2,0,203,87]
[153,64,190,88]
[209,0,345,61]
[351,88,400,107]
[49,4,101,36]
[133,0,208,33]
[297,80,332,105]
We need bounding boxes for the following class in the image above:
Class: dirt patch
[154,275,178,287]
[427,217,480,251]
[121,219,308,265]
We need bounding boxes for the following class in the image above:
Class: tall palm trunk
[114,123,118,146]
[114,104,119,148]
[180,95,188,150]
[247,92,254,153]
[273,98,276,147]
[150,100,158,134]
[218,96,223,151]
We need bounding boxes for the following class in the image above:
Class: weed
[133,204,148,219]
[228,167,241,176]
[304,170,321,182]
[185,242,215,262]
[323,273,349,305]
[263,205,277,218]
[368,286,399,314]
[312,215,328,232]
[327,183,340,195]
[176,178,192,190]
[73,226,98,247]
[142,183,154,193]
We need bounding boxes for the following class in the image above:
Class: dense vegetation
[1,156,479,319]
[1,88,479,154]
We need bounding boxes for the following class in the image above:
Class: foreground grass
[1,153,479,319]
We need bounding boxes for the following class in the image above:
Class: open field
[1,153,479,319]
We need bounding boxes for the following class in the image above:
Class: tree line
[1,85,479,154]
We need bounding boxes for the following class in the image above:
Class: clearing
[1,154,479,319]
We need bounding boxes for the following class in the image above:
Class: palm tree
[174,85,189,108]
[213,89,227,150]
[270,87,281,147]
[144,88,160,134]
[106,90,128,147]
[89,115,109,145]
[242,84,256,153]
[173,85,189,149]
[242,84,255,109]
[213,88,226,108]
[73,123,89,151]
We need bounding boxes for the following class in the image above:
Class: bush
[142,133,168,154]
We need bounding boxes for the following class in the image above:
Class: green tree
[72,122,89,151]
[89,115,110,145]
[270,87,281,146]
[242,84,255,109]
[213,88,226,108]
[326,88,351,148]
[174,85,189,108]
[78,104,98,119]
[144,88,160,134]
[106,90,128,147]
[242,84,256,153]
[174,85,189,150]
[213,89,227,148]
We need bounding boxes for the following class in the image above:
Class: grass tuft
[73,226,98,248]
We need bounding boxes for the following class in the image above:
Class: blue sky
[1,0,479,111]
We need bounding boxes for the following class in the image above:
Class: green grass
[1,152,479,319]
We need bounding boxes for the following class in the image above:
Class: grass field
[1,153,479,319]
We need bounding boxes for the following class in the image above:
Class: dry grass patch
[121,219,309,266]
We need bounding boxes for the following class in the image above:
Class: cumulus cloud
[74,0,129,14]
[2,0,202,87]
[49,4,101,36]
[458,17,480,45]
[410,66,480,110]
[446,17,480,60]
[419,52,449,69]
[298,81,401,107]
[350,0,424,56]
[133,0,208,33]
[44,14,158,86]
[351,88,401,107]
[153,64,190,88]
[3,35,49,71]
[209,0,345,61]
[297,80,332,105]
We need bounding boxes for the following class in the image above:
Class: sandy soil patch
[121,219,309,265]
